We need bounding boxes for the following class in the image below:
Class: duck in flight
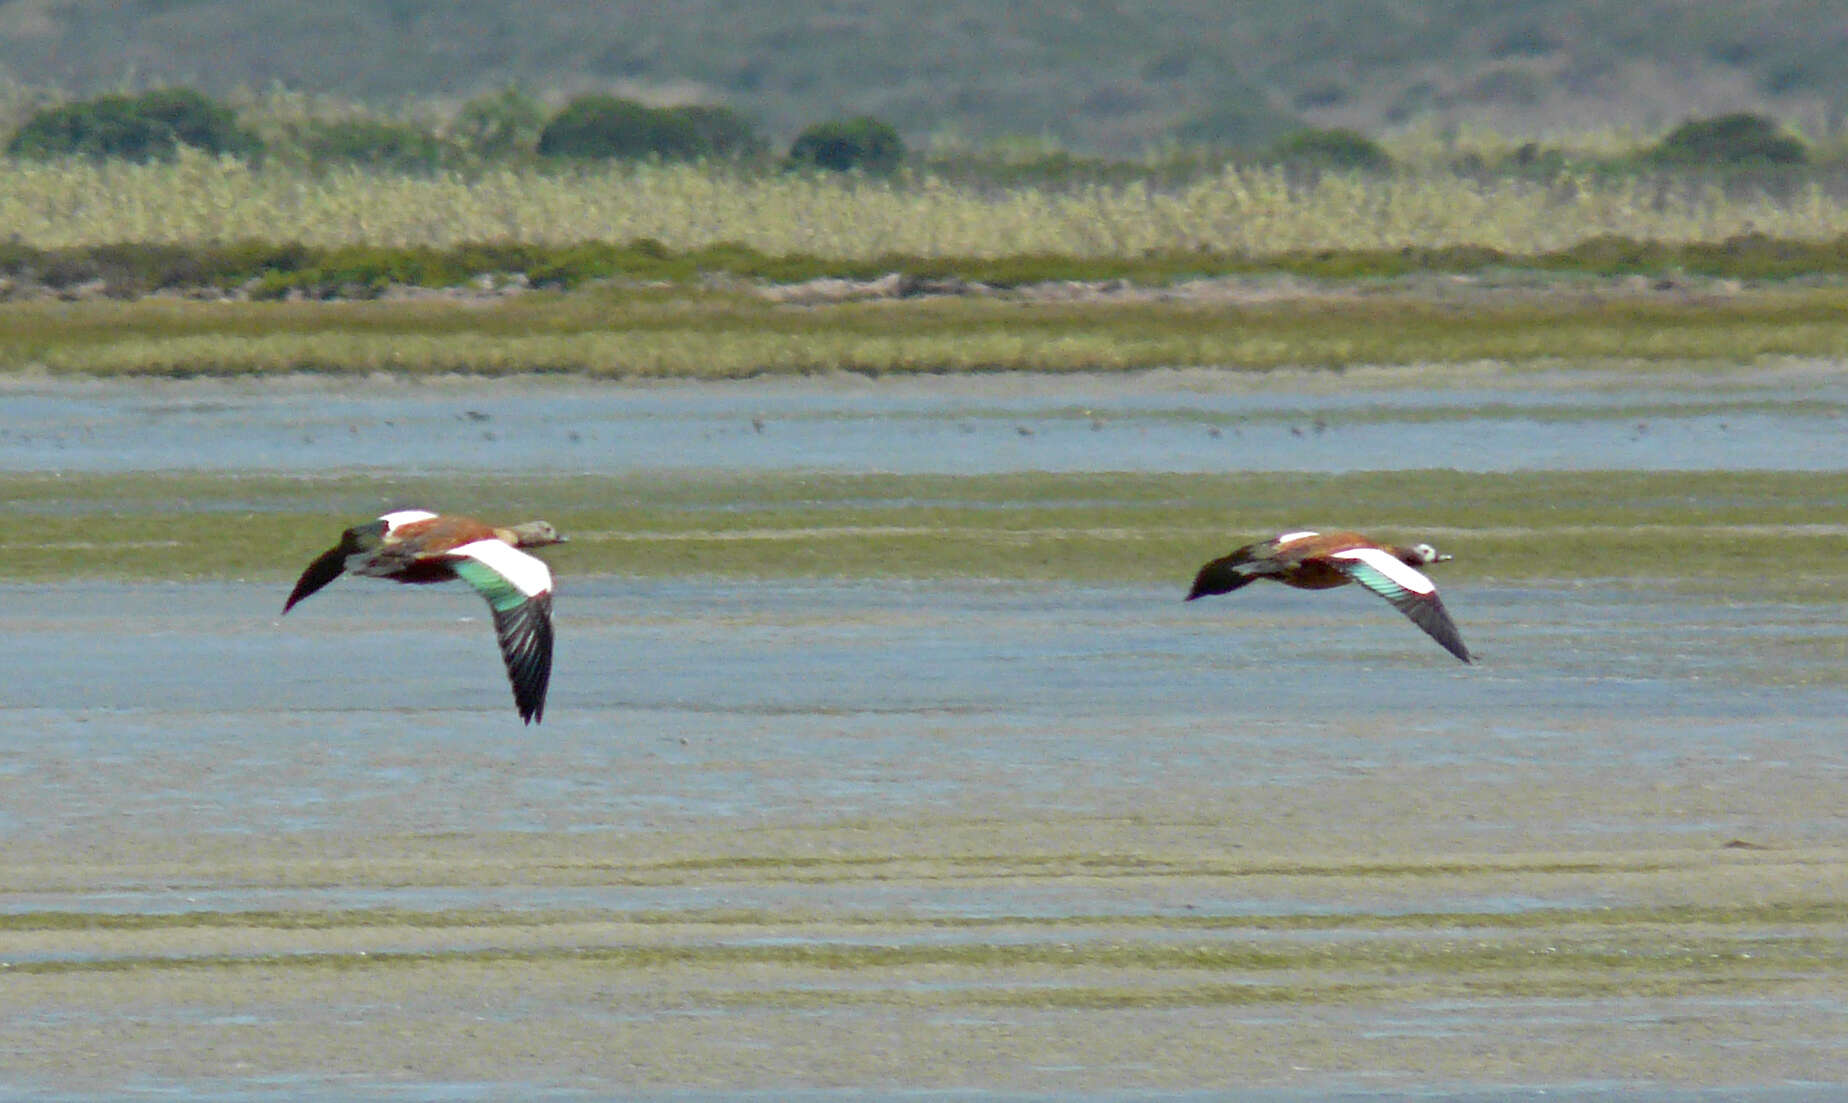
[283,510,565,722]
[1186,530,1472,663]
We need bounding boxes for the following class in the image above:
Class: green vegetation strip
[6,283,1848,376]
[5,899,1843,935]
[3,917,1834,1012]
[3,469,1845,592]
[14,235,1848,298]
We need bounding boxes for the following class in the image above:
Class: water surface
[3,365,1845,1098]
[3,367,1843,473]
[4,577,1842,858]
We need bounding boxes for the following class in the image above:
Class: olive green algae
[4,832,1848,1090]
[5,469,1845,596]
[8,283,1848,377]
[3,353,1845,1089]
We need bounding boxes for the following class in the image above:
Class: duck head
[499,520,567,548]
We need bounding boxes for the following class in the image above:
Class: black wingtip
[493,593,553,725]
[1185,557,1252,602]
[1409,615,1473,666]
[282,545,348,615]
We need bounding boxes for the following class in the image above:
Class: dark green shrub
[7,87,260,161]
[1263,127,1393,171]
[135,89,256,152]
[1648,113,1807,166]
[452,86,548,159]
[537,95,762,161]
[787,116,905,175]
[538,96,670,159]
[298,118,455,173]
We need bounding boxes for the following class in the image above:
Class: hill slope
[1,0,1844,152]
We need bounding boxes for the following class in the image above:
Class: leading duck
[1186,529,1472,663]
[283,510,565,723]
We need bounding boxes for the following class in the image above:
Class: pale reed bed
[5,151,1848,255]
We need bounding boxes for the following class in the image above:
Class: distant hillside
[2,0,1844,153]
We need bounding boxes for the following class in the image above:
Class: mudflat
[3,361,1844,1098]
[3,574,1846,1098]
[5,830,1848,1096]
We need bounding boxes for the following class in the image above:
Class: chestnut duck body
[1187,530,1471,663]
[283,510,564,722]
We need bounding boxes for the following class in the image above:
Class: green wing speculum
[450,547,555,724]
[1328,548,1472,664]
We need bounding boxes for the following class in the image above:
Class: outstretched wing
[1185,552,1262,600]
[446,539,555,724]
[282,519,389,613]
[1327,547,1472,663]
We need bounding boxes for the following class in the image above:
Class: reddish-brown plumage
[282,511,567,721]
[1186,528,1472,663]
[364,516,501,584]
[385,515,499,555]
[1247,531,1426,590]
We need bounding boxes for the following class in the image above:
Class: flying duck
[283,510,565,722]
[1186,530,1472,663]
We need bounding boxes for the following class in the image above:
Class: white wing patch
[1330,546,1436,595]
[451,538,554,597]
[1274,530,1320,545]
[379,509,438,532]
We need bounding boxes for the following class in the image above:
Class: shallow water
[8,1083,1838,1103]
[4,367,1846,1097]
[3,576,1844,858]
[2,367,1844,473]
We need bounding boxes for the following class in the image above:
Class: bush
[1263,128,1393,171]
[7,87,260,161]
[537,95,762,161]
[451,86,548,160]
[1648,113,1807,166]
[538,96,660,159]
[297,118,456,173]
[787,116,905,175]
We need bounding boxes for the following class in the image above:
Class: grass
[8,283,1848,377]
[18,232,1848,300]
[4,469,1844,593]
[13,154,1848,255]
